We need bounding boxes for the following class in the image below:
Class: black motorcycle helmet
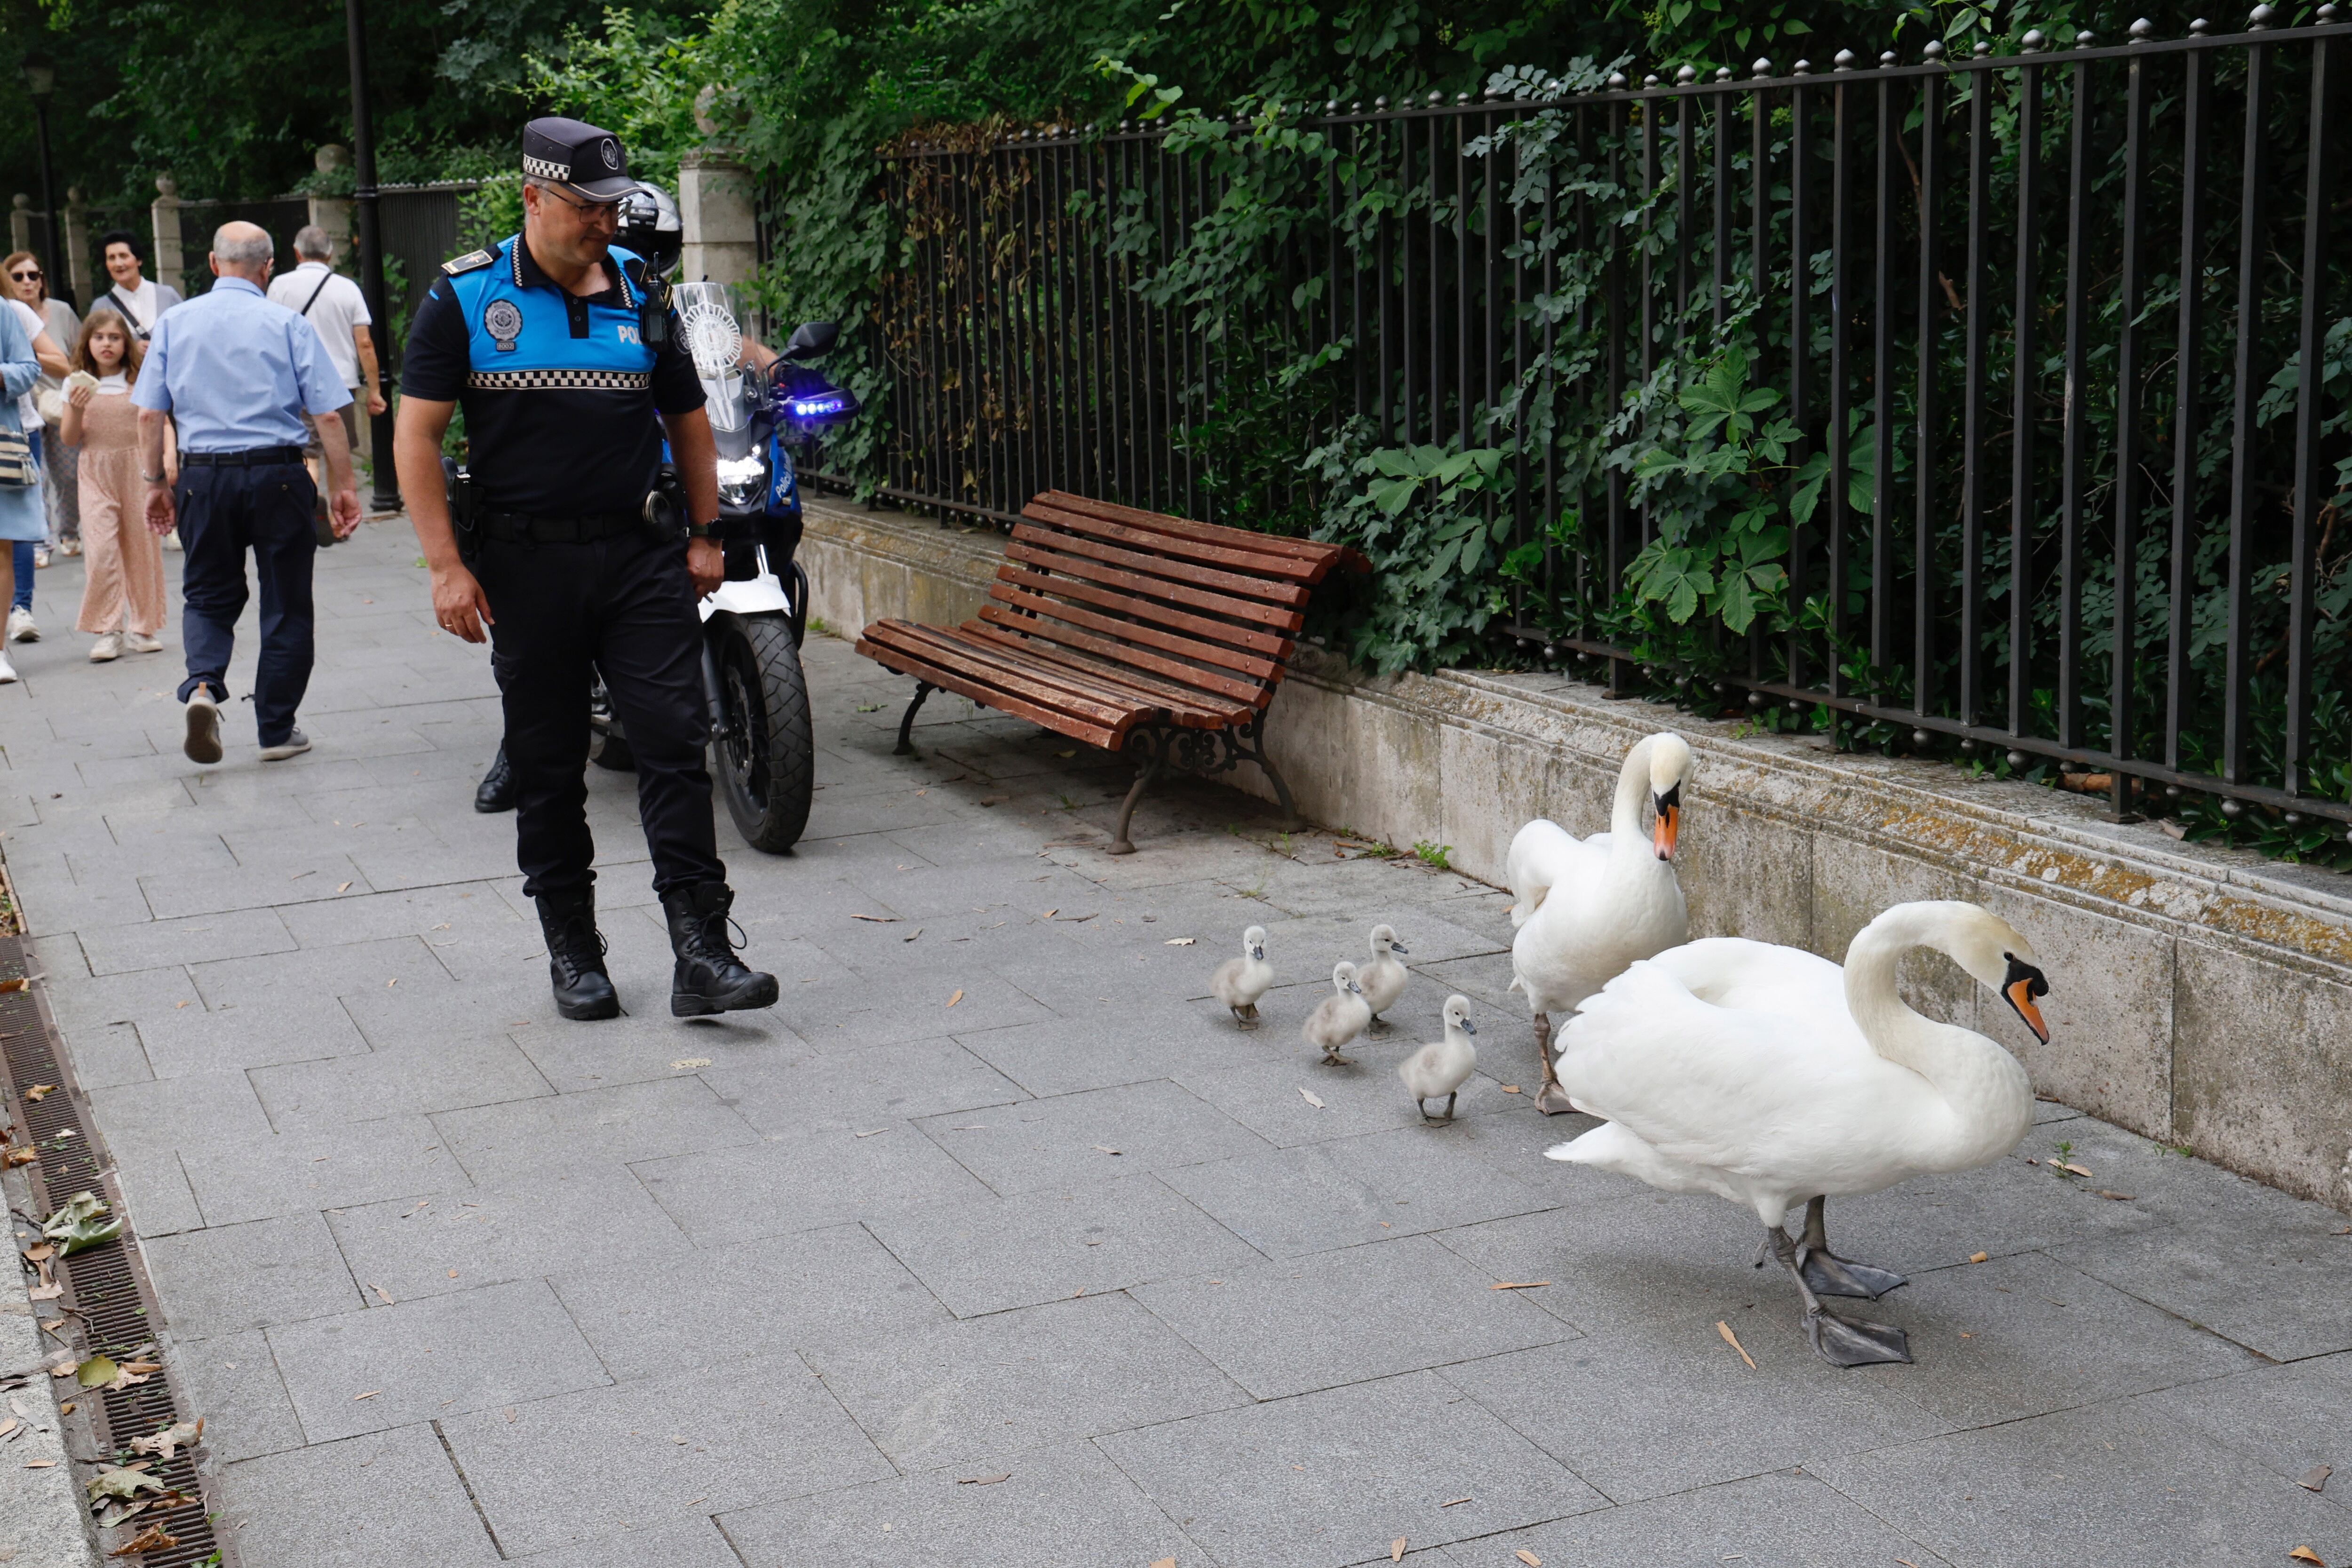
[616,181,682,277]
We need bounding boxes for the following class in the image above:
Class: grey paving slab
[217,1423,501,1568]
[1098,1369,1609,1568]
[631,1120,997,1245]
[429,1073,760,1185]
[2050,1205,2352,1362]
[438,1356,893,1558]
[143,1211,364,1340]
[56,1018,152,1087]
[325,1161,693,1304]
[909,1077,1273,1195]
[512,1517,747,1568]
[717,1441,1201,1568]
[250,1036,552,1130]
[176,1116,470,1227]
[865,1171,1266,1317]
[2136,1351,2352,1490]
[86,1067,271,1152]
[1172,1037,1523,1147]
[950,1000,1256,1098]
[703,1034,1028,1132]
[138,856,376,921]
[112,1145,205,1236]
[771,965,1057,1050]
[1438,1470,1952,1568]
[189,933,457,1010]
[125,994,371,1078]
[268,1279,612,1442]
[74,905,298,976]
[550,1222,949,1381]
[803,1290,1251,1473]
[511,1009,810,1093]
[168,1329,308,1463]
[1811,1396,2352,1568]
[1134,1233,1575,1400]
[1161,1121,1553,1259]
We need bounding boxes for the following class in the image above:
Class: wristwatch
[685,519,721,541]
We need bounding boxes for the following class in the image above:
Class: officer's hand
[687,538,723,599]
[330,487,362,539]
[432,564,495,644]
[143,482,176,536]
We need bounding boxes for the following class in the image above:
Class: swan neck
[1609,737,1653,843]
[1841,914,2027,1165]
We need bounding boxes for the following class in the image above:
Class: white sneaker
[258,727,310,762]
[124,630,163,654]
[5,606,35,643]
[58,537,80,557]
[0,650,16,684]
[88,631,123,663]
[32,547,49,569]
[162,530,182,552]
[183,687,222,764]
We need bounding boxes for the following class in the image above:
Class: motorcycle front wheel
[707,612,814,852]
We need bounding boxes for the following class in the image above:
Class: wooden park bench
[856,492,1367,853]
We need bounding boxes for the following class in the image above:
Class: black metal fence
[870,10,2352,825]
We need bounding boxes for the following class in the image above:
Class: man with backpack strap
[268,226,385,519]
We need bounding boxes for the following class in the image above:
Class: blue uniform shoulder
[441,244,499,277]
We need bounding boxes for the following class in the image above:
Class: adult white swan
[1546,900,2049,1367]
[1507,731,1693,1113]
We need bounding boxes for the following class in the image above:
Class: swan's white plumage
[1302,961,1371,1059]
[1358,924,1408,1017]
[1209,925,1274,1019]
[1398,995,1478,1106]
[1546,901,2040,1229]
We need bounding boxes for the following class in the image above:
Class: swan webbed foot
[1442,1091,1456,1122]
[1533,1078,1578,1116]
[1803,1306,1913,1368]
[1800,1250,1909,1301]
[1230,1006,1260,1030]
[1368,1015,1391,1035]
[1320,1051,1355,1067]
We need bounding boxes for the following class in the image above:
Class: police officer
[392,118,778,1022]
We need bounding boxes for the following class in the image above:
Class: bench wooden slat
[961,624,1252,727]
[995,562,1297,661]
[856,637,1126,751]
[985,583,1284,688]
[860,622,1147,734]
[976,601,1271,708]
[1017,508,1318,598]
[1002,540,1306,635]
[1034,491,1366,578]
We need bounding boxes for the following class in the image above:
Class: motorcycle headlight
[715,455,766,508]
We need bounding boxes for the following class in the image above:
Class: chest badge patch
[484,298,524,353]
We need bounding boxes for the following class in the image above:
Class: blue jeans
[11,541,30,612]
[175,461,318,745]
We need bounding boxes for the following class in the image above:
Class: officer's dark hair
[98,229,143,260]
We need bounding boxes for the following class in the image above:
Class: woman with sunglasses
[1,252,72,645]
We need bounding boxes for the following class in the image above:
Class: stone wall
[801,496,2352,1211]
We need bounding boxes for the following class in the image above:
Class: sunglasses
[536,184,622,222]
[8,269,40,282]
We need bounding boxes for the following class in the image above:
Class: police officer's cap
[521,117,634,200]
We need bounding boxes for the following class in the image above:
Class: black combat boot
[536,887,620,1021]
[475,745,516,813]
[662,883,779,1017]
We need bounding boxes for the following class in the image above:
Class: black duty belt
[477,509,644,545]
[181,446,304,468]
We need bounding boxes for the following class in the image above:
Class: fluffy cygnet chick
[1302,961,1371,1066]
[1358,923,1410,1028]
[1398,995,1478,1122]
[1209,925,1274,1027]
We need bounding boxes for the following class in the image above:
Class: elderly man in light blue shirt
[135,221,359,767]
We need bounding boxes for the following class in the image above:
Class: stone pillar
[150,175,184,296]
[309,144,354,272]
[62,187,90,310]
[9,194,30,258]
[678,146,758,287]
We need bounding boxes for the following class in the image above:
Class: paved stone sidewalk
[3,519,2352,1568]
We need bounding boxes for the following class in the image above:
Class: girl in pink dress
[62,310,166,660]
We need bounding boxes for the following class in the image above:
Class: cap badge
[484,298,524,353]
[599,138,621,170]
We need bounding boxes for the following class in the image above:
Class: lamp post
[20,59,69,309]
[343,0,399,509]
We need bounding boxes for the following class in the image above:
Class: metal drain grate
[2,935,227,1568]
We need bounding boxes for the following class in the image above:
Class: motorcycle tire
[588,728,636,772]
[709,612,814,852]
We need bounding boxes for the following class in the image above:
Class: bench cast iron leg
[1108,748,1166,856]
[893,682,935,756]
[1255,749,1302,832]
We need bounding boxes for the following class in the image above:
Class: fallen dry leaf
[24,1083,55,1101]
[370,1284,395,1306]
[2055,1161,2092,1178]
[1041,908,1057,920]
[58,1401,73,1415]
[76,1355,121,1388]
[24,1458,56,1468]
[1151,1560,1177,1568]
[1967,1251,1990,1264]
[2096,1189,2135,1202]
[2288,1550,2324,1567]
[1298,1087,1325,1109]
[1516,1552,1543,1567]
[1164,937,1195,946]
[1093,1144,1123,1155]
[21,1242,54,1263]
[353,1390,380,1401]
[849,913,899,923]
[671,1058,712,1071]
[1440,1496,1471,1507]
[4,1145,36,1167]
[1499,1085,1522,1094]
[1391,1538,1406,1562]
[946,989,963,1007]
[86,1467,164,1503]
[956,1472,1011,1486]
[1490,1281,1550,1291]
[855,1128,889,1138]
[2298,1464,2330,1493]
[107,1523,177,1557]
[0,977,26,993]
[129,1420,202,1462]
[1717,1320,1757,1369]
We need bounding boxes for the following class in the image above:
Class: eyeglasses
[535,184,622,223]
[8,269,39,282]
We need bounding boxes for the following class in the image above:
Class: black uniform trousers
[175,461,317,746]
[476,530,725,899]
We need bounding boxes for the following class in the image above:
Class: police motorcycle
[585,184,859,852]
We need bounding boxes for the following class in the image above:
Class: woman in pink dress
[60,310,166,660]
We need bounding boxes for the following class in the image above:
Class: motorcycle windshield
[674,280,751,434]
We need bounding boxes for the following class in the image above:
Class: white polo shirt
[266,261,372,392]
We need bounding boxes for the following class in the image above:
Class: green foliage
[1412,839,1453,869]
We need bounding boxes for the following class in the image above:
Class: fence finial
[1374,96,1388,109]
[1792,59,1812,74]
[1715,66,1734,81]
[1923,39,1947,59]
[2074,28,2095,45]
[2248,3,2273,27]
[1643,73,1661,87]
[1675,64,1698,83]
[1605,73,1628,89]
[2129,17,2155,39]
[1879,49,1899,66]
[1973,39,1994,55]
[2320,3,2340,20]
[1834,48,1858,69]
[1753,57,1774,77]
[2021,27,2046,50]
[2189,16,2209,31]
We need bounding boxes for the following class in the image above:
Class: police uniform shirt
[402,234,701,517]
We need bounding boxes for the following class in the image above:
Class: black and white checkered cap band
[522,154,571,181]
[466,369,652,391]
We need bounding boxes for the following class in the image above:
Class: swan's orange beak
[2004,975,2050,1043]
[1652,793,1680,860]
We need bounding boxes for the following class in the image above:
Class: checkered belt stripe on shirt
[464,368,653,391]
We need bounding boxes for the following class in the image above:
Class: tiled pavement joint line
[431,1417,512,1560]
[708,1511,762,1568]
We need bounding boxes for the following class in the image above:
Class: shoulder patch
[441,249,496,276]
